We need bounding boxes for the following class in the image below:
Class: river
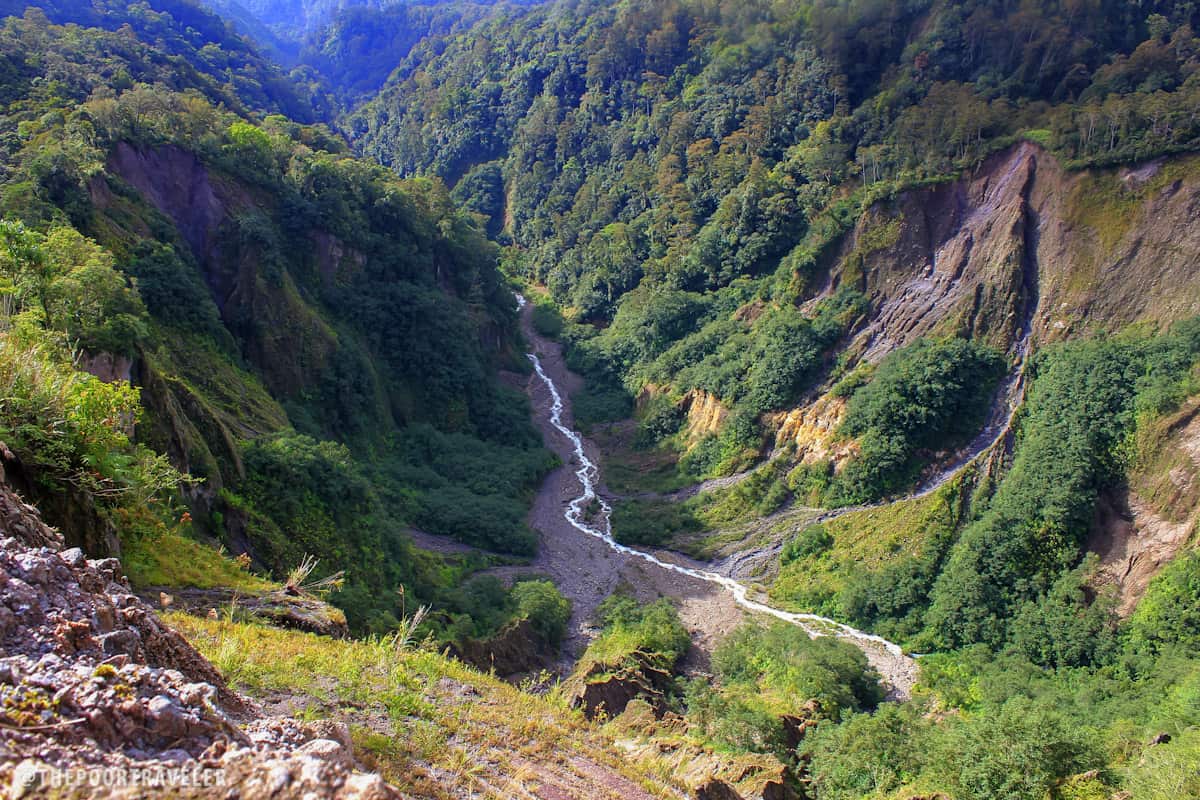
[518,295,918,693]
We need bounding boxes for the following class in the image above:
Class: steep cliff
[823,143,1200,358]
[767,144,1200,470]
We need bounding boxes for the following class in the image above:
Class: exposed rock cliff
[768,143,1200,471]
[823,143,1200,362]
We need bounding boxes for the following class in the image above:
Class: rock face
[104,142,340,401]
[682,389,730,445]
[449,616,549,676]
[0,481,395,799]
[142,587,350,639]
[565,653,675,720]
[821,144,1200,363]
[0,443,119,558]
[766,395,852,464]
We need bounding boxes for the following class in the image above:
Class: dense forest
[334,0,1200,796]
[2,0,1200,798]
[0,0,568,647]
[346,0,1200,497]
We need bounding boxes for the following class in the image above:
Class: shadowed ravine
[517,295,919,694]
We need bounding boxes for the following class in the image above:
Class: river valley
[515,295,919,696]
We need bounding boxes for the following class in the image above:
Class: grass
[1128,396,1200,522]
[167,614,687,799]
[122,531,275,592]
[769,478,963,611]
[611,497,703,548]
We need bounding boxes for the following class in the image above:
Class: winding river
[519,296,910,674]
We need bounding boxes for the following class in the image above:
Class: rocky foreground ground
[0,482,396,799]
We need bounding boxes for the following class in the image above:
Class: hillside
[0,1,576,657]
[1,0,1200,798]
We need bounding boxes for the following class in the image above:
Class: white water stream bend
[519,297,908,664]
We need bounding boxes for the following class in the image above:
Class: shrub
[530,302,564,338]
[589,594,690,670]
[512,579,571,645]
[835,337,1004,501]
[931,698,1103,800]
[780,524,833,565]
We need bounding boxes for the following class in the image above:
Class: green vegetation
[580,594,691,675]
[122,531,274,593]
[6,0,1200,796]
[688,623,883,758]
[611,497,701,548]
[440,574,571,650]
[928,322,1200,652]
[772,479,967,644]
[511,579,572,646]
[167,612,684,799]
[833,338,1004,503]
[0,4,557,638]
[1127,549,1200,654]
[344,0,1200,472]
[0,0,324,121]
[804,619,1200,800]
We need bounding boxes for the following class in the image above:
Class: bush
[927,327,1200,650]
[530,302,564,338]
[589,594,691,670]
[611,498,702,547]
[932,698,1103,800]
[780,524,833,565]
[0,333,181,507]
[571,384,634,429]
[803,704,931,800]
[1126,549,1200,654]
[691,623,885,758]
[712,623,884,718]
[835,337,1004,501]
[512,579,571,645]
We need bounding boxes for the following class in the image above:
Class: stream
[519,296,909,669]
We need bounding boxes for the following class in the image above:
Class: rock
[0,506,401,798]
[8,760,46,800]
[136,586,350,639]
[302,720,354,751]
[343,773,395,800]
[780,699,822,751]
[147,695,188,739]
[566,652,675,720]
[99,628,141,656]
[266,763,293,794]
[297,738,349,765]
[694,779,743,800]
[448,616,548,676]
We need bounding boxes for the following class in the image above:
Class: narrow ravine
[518,295,918,693]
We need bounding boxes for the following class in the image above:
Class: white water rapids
[519,296,906,661]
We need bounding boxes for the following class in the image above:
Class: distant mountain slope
[0,5,554,635]
[0,0,324,119]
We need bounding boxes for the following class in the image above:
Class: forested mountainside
[0,1,567,648]
[2,0,1200,798]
